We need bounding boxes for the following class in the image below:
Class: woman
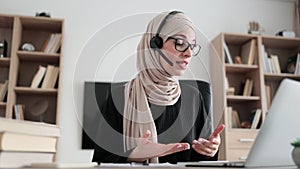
[92,11,225,164]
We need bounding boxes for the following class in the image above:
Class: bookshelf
[211,33,264,161]
[212,32,300,161]
[0,13,63,165]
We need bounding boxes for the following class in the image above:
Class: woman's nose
[183,47,192,58]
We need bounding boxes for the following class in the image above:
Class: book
[0,151,54,168]
[271,55,281,74]
[223,41,233,64]
[267,57,276,73]
[227,107,233,128]
[295,53,300,75]
[261,45,271,73]
[49,34,62,53]
[232,109,241,128]
[14,104,25,120]
[226,87,235,95]
[43,33,62,53]
[41,65,55,89]
[251,109,262,129]
[265,85,271,109]
[48,66,59,88]
[0,80,8,102]
[0,117,60,137]
[241,39,256,65]
[30,65,46,88]
[242,78,253,96]
[0,132,57,152]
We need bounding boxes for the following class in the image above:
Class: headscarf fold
[123,11,196,163]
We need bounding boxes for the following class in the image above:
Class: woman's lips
[176,60,189,69]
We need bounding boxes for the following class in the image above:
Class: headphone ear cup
[150,35,163,49]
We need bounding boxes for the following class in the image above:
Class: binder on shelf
[251,109,262,129]
[241,39,256,65]
[30,65,46,88]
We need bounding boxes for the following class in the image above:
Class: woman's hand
[192,124,225,157]
[128,130,190,162]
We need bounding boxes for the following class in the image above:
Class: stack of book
[30,65,59,89]
[261,45,282,74]
[0,118,60,168]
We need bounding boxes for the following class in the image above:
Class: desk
[22,165,298,169]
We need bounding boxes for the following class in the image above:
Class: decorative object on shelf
[21,43,35,51]
[291,138,300,167]
[35,11,51,18]
[283,54,298,74]
[234,56,242,64]
[0,39,8,58]
[247,21,264,35]
[29,99,49,122]
[276,30,296,38]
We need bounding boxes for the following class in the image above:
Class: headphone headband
[155,11,183,37]
[149,11,183,66]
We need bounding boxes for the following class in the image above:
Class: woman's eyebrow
[173,34,196,43]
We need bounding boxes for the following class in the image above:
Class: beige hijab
[123,11,196,163]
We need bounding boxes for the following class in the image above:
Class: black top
[92,80,217,164]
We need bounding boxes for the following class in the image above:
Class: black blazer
[87,80,217,163]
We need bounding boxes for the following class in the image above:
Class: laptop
[180,78,300,167]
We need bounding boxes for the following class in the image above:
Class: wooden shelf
[227,95,260,101]
[0,57,10,66]
[0,102,6,107]
[228,128,260,132]
[0,14,63,164]
[226,64,258,73]
[264,73,300,81]
[17,51,60,63]
[14,87,58,95]
[262,35,300,49]
[212,32,300,161]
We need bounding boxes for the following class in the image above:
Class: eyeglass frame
[166,37,201,56]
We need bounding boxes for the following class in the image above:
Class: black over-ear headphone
[150,11,183,66]
[150,11,183,49]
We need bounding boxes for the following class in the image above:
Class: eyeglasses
[167,37,201,56]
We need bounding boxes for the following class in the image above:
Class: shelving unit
[0,13,64,162]
[211,33,264,161]
[211,32,300,161]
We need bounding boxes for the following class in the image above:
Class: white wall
[0,0,295,163]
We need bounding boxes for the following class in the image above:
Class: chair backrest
[82,80,211,149]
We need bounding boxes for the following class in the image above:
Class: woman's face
[160,27,196,76]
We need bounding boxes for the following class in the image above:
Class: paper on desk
[30,162,98,168]
[99,163,175,167]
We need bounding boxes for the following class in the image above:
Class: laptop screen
[245,78,300,167]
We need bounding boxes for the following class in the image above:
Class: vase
[292,147,300,167]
